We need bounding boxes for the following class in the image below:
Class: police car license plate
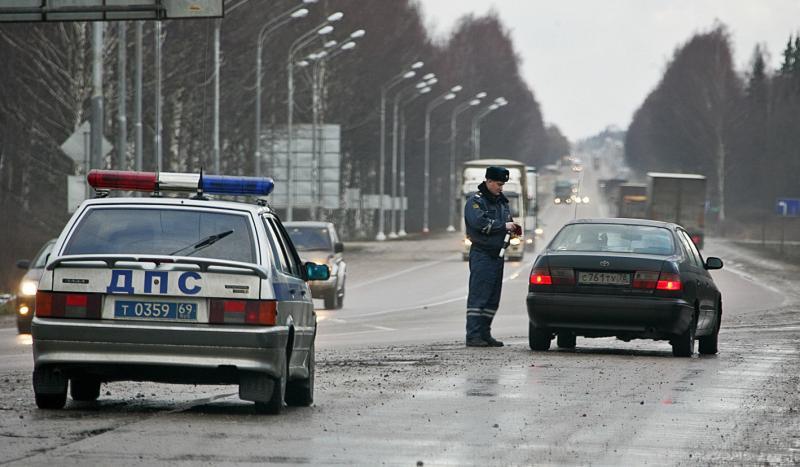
[114,300,198,321]
[578,272,631,285]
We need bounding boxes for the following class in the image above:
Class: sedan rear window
[549,223,675,255]
[64,207,256,263]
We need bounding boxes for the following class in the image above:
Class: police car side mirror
[334,242,344,254]
[16,259,30,270]
[305,262,330,281]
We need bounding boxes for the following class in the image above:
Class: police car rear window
[64,207,256,264]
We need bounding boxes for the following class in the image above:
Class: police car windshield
[64,208,256,263]
[286,227,331,251]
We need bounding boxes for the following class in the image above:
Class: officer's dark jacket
[464,182,512,252]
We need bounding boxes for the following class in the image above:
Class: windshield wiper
[169,230,234,256]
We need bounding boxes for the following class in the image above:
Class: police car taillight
[87,170,274,197]
[209,299,277,326]
[35,291,102,319]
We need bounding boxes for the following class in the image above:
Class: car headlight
[20,280,37,296]
[534,228,544,236]
[583,196,590,203]
[509,237,521,246]
[554,198,561,204]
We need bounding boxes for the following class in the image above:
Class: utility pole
[134,21,143,172]
[117,23,126,170]
[91,23,104,170]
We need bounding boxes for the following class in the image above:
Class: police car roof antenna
[192,167,209,201]
[93,189,110,199]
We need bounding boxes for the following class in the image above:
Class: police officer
[464,166,519,347]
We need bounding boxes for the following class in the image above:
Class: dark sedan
[527,218,723,357]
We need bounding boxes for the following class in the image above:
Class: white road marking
[365,325,396,331]
[348,260,447,290]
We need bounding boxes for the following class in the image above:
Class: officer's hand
[505,222,516,232]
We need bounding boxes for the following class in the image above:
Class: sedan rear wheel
[671,310,697,357]
[699,304,721,355]
[556,333,576,349]
[70,378,101,402]
[529,322,551,351]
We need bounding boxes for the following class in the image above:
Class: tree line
[0,1,569,291]
[625,24,800,235]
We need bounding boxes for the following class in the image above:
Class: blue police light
[201,175,274,196]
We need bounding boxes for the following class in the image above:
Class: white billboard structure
[262,124,342,210]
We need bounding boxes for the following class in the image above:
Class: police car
[31,170,329,414]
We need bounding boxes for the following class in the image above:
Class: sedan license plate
[578,271,631,286]
[114,300,197,321]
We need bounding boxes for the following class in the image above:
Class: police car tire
[35,392,67,410]
[70,378,101,402]
[255,364,286,415]
[285,342,315,407]
[528,322,551,351]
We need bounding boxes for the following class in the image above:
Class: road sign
[67,175,87,213]
[775,198,800,217]
[0,0,223,22]
[60,121,112,165]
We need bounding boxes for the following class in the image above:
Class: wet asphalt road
[0,169,799,465]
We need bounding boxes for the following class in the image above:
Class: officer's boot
[466,314,489,347]
[482,316,504,347]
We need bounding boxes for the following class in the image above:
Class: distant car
[284,221,346,310]
[527,218,723,357]
[31,170,329,413]
[14,239,56,333]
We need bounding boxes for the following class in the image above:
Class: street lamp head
[302,0,319,4]
[415,81,428,89]
[475,91,487,99]
[327,11,344,22]
[422,73,435,80]
[411,61,424,70]
[324,40,337,48]
[497,99,508,106]
[489,103,499,110]
[296,60,310,67]
[494,97,506,104]
[402,70,416,79]
[444,93,456,100]
[426,77,438,85]
[350,29,366,39]
[315,50,329,59]
[420,87,431,94]
[340,41,356,50]
[317,25,334,35]
[291,8,309,18]
[450,85,463,93]
[469,99,481,106]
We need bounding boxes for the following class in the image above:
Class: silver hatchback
[31,170,329,414]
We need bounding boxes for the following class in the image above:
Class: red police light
[87,170,157,192]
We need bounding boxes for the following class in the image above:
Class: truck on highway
[461,158,528,261]
[616,183,648,218]
[646,172,707,248]
[553,180,575,205]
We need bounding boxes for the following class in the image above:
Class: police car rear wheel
[285,342,315,407]
[255,364,286,415]
[33,367,67,410]
[556,333,576,349]
[70,378,101,402]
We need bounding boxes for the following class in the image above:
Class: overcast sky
[418,0,800,141]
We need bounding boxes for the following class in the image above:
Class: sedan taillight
[656,273,682,291]
[530,268,552,285]
[209,299,277,325]
[632,271,659,289]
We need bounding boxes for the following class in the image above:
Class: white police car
[31,170,329,414]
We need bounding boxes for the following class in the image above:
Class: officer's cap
[485,166,510,182]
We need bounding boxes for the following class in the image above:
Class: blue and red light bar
[87,170,274,197]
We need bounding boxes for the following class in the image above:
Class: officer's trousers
[466,247,504,340]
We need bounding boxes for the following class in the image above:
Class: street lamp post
[303,29,364,219]
[446,92,485,232]
[254,3,312,177]
[397,84,432,237]
[286,12,343,221]
[471,97,507,159]
[376,61,424,241]
[388,73,434,238]
[423,85,462,233]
